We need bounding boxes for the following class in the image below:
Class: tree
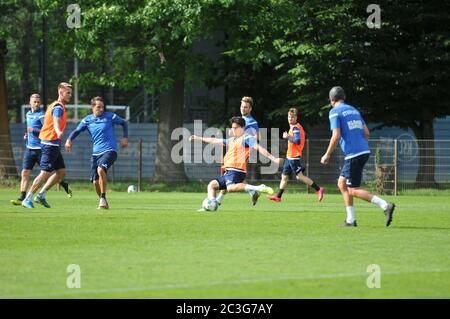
[0,39,18,179]
[36,0,225,182]
[220,0,450,187]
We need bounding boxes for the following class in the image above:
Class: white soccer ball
[202,198,218,211]
[127,185,137,193]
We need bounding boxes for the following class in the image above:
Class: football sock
[346,206,355,223]
[277,189,285,198]
[216,193,225,204]
[311,182,320,192]
[371,196,388,211]
[19,191,26,201]
[38,189,47,198]
[25,192,34,201]
[100,193,106,199]
[244,184,260,192]
[59,180,69,194]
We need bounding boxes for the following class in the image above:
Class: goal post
[21,104,130,123]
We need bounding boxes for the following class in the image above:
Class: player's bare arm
[321,128,341,165]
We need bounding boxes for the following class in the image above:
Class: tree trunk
[0,39,18,179]
[411,111,438,188]
[153,78,188,182]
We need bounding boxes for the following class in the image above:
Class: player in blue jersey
[320,86,395,227]
[10,94,72,206]
[65,96,128,209]
[215,96,262,206]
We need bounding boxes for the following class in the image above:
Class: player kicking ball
[268,108,325,203]
[190,116,282,211]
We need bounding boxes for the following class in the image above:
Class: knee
[338,180,346,190]
[348,188,357,196]
[208,180,218,190]
[57,170,66,178]
[21,170,30,178]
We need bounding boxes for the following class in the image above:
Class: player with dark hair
[190,116,282,211]
[65,96,128,209]
[320,86,395,227]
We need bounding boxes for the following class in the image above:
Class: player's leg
[268,174,288,202]
[216,189,227,206]
[96,151,117,209]
[296,172,325,202]
[337,158,356,226]
[59,179,72,197]
[346,154,395,226]
[207,180,220,200]
[34,147,65,208]
[268,159,292,202]
[228,170,273,195]
[12,149,36,205]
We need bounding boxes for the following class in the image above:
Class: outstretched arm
[253,144,283,166]
[189,135,224,145]
[113,114,129,148]
[65,120,88,152]
[321,128,341,165]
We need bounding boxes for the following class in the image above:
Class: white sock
[244,184,260,192]
[346,206,355,223]
[371,196,388,211]
[25,192,34,201]
[38,189,47,198]
[216,193,225,204]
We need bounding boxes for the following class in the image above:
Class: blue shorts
[90,151,117,182]
[40,144,65,172]
[282,158,305,177]
[340,153,370,188]
[22,148,42,170]
[215,169,246,190]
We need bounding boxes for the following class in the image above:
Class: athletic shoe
[59,181,73,198]
[251,191,260,206]
[97,198,109,210]
[316,187,325,202]
[21,199,35,209]
[384,202,395,227]
[34,194,51,208]
[259,184,274,195]
[267,195,281,202]
[10,199,22,206]
[338,220,357,227]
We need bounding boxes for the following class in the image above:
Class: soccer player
[320,86,395,227]
[11,94,72,206]
[65,96,128,209]
[268,108,325,202]
[190,116,282,211]
[216,96,261,206]
[21,83,73,209]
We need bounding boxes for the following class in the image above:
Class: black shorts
[340,153,370,188]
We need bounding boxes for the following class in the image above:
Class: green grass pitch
[0,189,449,298]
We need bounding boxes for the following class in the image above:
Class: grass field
[0,188,449,298]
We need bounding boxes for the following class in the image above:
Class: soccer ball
[127,185,137,193]
[202,198,218,211]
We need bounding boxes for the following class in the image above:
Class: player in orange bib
[22,82,72,209]
[190,116,282,211]
[268,108,325,203]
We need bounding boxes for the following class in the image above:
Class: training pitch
[0,189,449,298]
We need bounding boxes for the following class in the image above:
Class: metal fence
[1,133,450,194]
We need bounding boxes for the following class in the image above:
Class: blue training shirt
[329,102,370,160]
[68,112,128,156]
[243,115,259,137]
[25,108,45,149]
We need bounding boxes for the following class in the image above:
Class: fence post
[394,139,398,196]
[138,138,142,192]
[306,138,310,194]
